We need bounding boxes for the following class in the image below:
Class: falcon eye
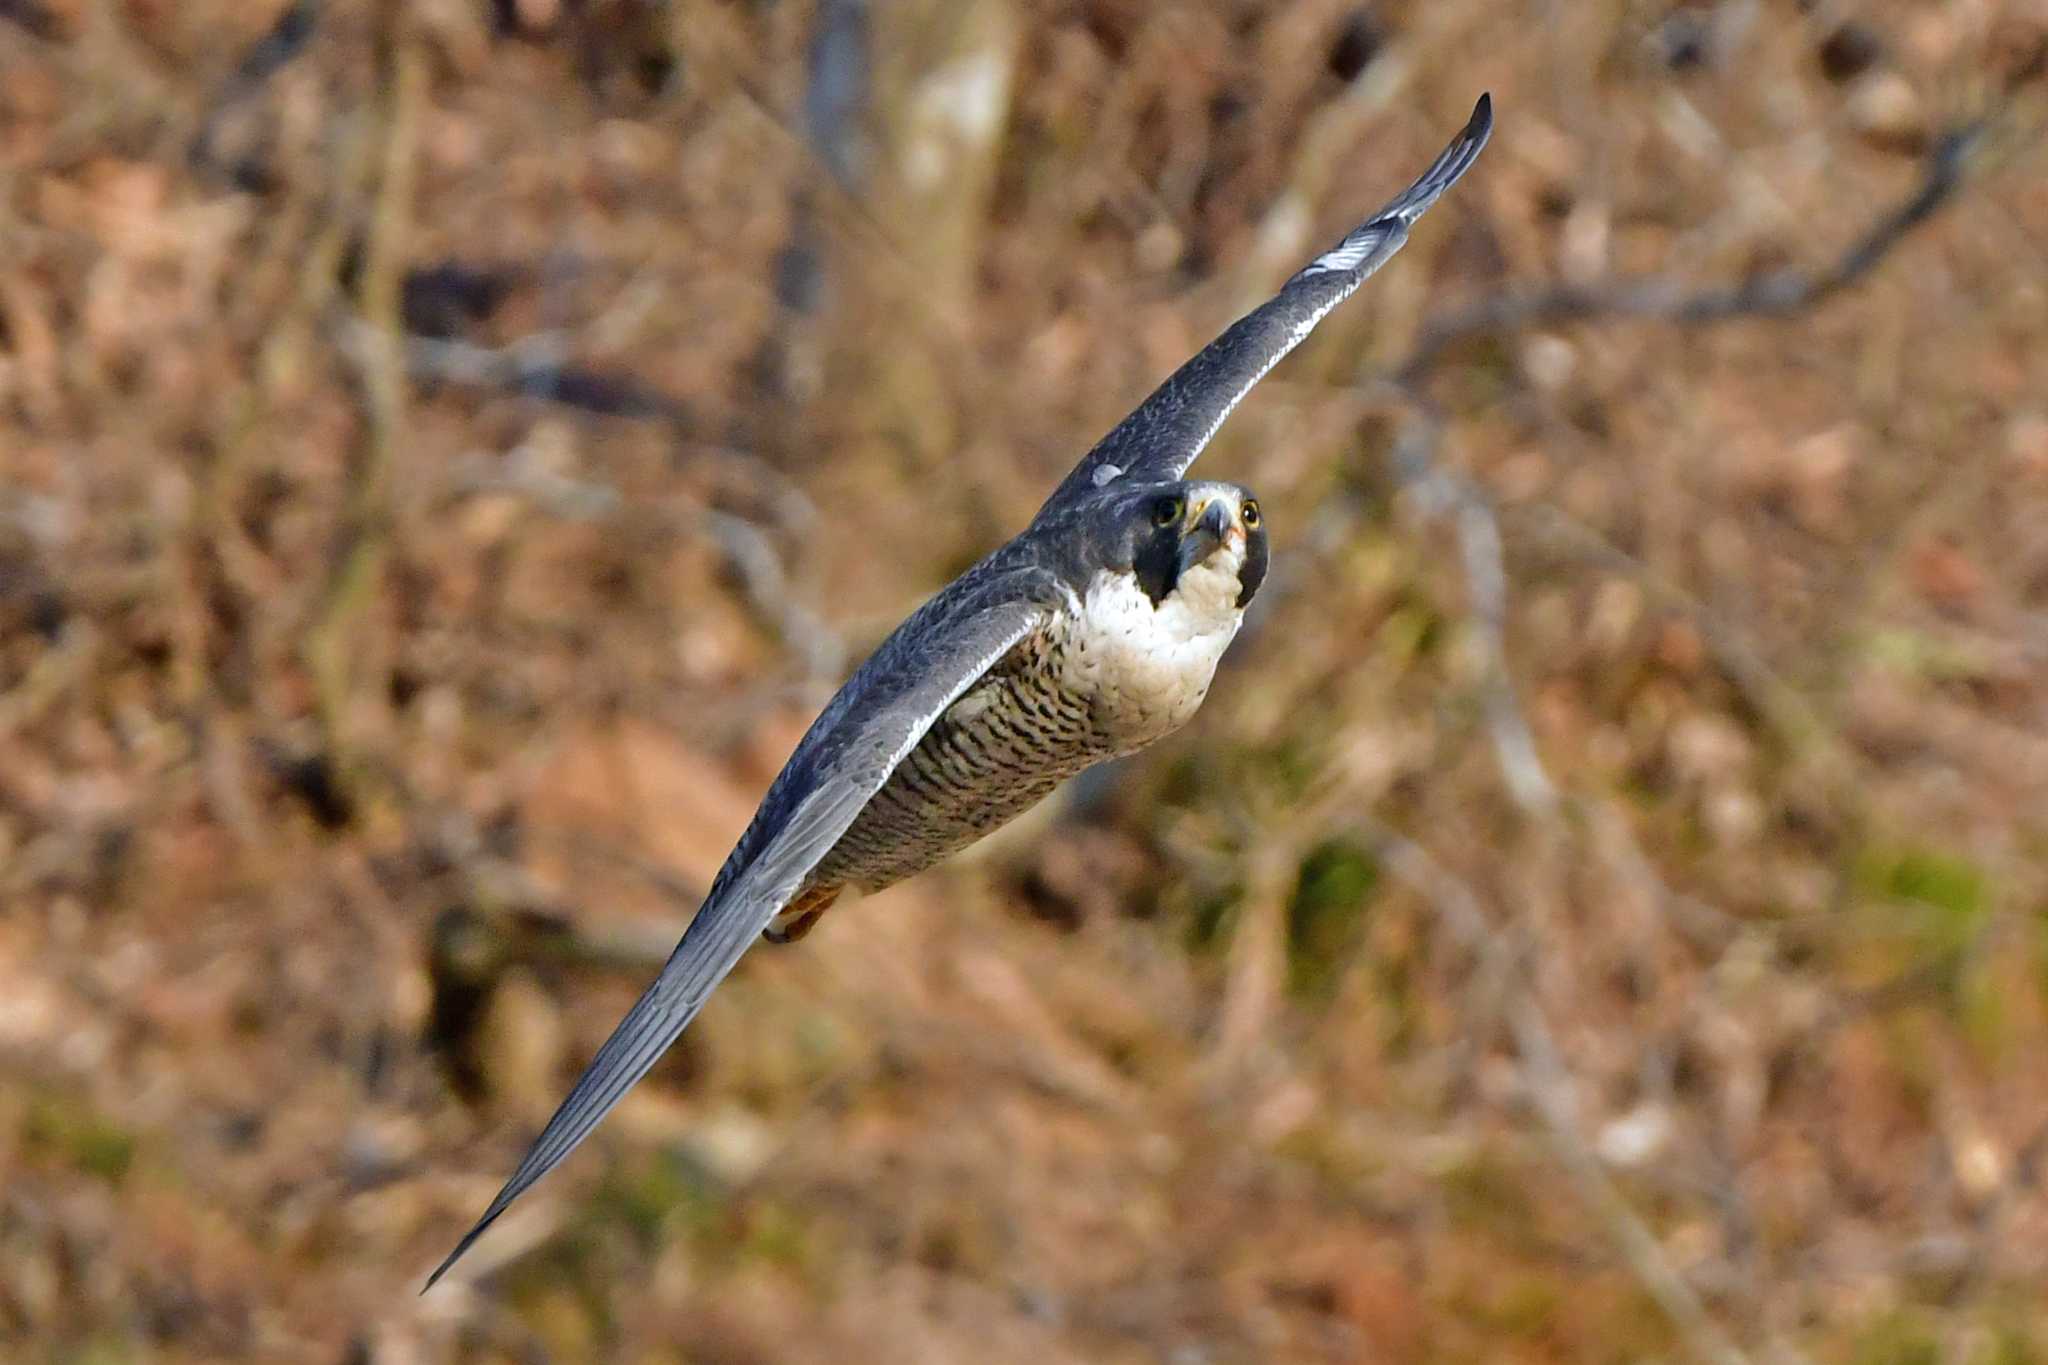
[1151,497,1183,528]
[1240,499,1261,528]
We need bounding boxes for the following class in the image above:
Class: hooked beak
[1178,500,1236,574]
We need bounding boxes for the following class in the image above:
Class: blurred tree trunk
[834,0,1019,487]
[869,0,1018,312]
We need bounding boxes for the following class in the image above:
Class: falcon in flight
[428,93,1492,1288]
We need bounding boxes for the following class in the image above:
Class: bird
[425,92,1492,1290]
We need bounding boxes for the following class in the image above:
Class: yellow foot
[763,884,841,943]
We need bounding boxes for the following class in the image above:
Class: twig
[0,0,60,41]
[1396,121,1989,381]
[389,329,694,423]
[1353,108,2016,914]
[189,0,321,191]
[1505,498,1843,769]
[1236,117,2018,1356]
[705,511,847,687]
[1370,827,1755,1365]
[1389,407,1558,817]
[1585,798,1744,950]
[1310,105,2028,1365]
[390,324,826,554]
[0,617,94,743]
[411,404,844,692]
[441,452,622,522]
[221,0,319,94]
[1210,835,1297,1073]
[804,0,872,195]
[302,14,422,778]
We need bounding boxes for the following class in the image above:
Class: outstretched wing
[1041,93,1492,514]
[424,588,1048,1290]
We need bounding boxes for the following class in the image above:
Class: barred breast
[804,561,1245,904]
[806,624,1115,896]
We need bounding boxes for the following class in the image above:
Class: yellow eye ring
[1241,499,1261,528]
[1152,497,1183,528]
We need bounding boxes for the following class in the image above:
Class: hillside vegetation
[2,1,2046,1361]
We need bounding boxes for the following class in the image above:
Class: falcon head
[1066,479,1270,616]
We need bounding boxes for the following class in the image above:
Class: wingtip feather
[1441,91,1495,188]
[421,1214,492,1293]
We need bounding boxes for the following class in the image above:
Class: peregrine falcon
[427,93,1491,1288]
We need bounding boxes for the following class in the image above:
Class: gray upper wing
[1041,93,1492,515]
[423,586,1049,1290]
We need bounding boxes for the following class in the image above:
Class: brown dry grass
[3,1,2047,1362]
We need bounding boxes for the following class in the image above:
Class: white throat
[1059,545,1247,748]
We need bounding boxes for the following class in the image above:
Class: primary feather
[1044,92,1492,512]
[424,583,1052,1289]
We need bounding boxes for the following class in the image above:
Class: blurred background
[3,1,2047,1361]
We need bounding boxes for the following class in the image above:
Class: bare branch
[1370,827,1756,1365]
[189,0,321,192]
[804,0,873,195]
[1390,408,1558,817]
[1397,120,1991,381]
[1295,102,2029,1365]
[300,18,423,781]
[1349,107,2019,916]
[705,510,847,688]
[387,328,693,423]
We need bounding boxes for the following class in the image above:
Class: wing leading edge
[424,591,1048,1290]
[1043,92,1493,513]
